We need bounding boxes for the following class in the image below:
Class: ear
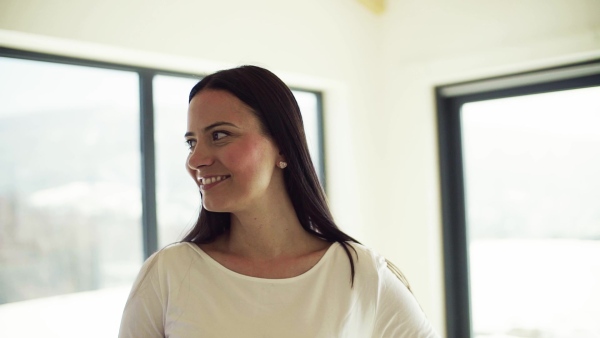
[277,151,286,162]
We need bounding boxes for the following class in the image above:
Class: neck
[217,197,322,259]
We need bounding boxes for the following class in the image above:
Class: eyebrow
[184,121,238,137]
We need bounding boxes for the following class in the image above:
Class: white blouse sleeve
[118,252,166,338]
[372,261,440,338]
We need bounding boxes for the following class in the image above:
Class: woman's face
[186,89,284,213]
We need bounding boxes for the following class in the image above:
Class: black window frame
[0,47,326,260]
[435,59,600,338]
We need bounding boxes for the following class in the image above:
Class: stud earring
[278,161,288,169]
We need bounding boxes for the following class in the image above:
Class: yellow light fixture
[356,0,385,14]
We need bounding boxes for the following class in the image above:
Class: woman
[119,66,438,337]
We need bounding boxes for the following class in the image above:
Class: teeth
[199,175,228,185]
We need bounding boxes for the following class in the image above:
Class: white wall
[1,0,599,335]
[372,1,599,333]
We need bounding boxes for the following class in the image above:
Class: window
[0,48,324,337]
[437,61,600,338]
[0,54,142,337]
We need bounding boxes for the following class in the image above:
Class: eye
[185,139,196,150]
[212,131,229,141]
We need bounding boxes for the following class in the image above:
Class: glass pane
[154,77,324,246]
[292,90,323,183]
[0,57,142,337]
[461,86,600,338]
[154,75,202,248]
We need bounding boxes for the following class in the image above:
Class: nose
[187,143,214,171]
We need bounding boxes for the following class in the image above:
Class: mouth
[197,174,231,188]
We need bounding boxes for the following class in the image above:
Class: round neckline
[185,242,340,283]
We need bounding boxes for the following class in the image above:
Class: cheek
[225,139,274,177]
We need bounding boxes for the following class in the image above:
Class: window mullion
[139,70,158,259]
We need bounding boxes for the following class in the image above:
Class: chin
[202,201,232,213]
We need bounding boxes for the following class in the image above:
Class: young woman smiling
[119,66,438,337]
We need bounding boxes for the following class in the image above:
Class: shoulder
[158,241,201,256]
[344,242,392,278]
[345,242,380,260]
[345,242,410,286]
[124,243,203,303]
[344,243,439,337]
[154,241,200,261]
[132,242,203,287]
[120,244,199,337]
[145,242,205,275]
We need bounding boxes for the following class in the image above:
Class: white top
[119,242,439,338]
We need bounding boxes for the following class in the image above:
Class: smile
[198,175,231,186]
